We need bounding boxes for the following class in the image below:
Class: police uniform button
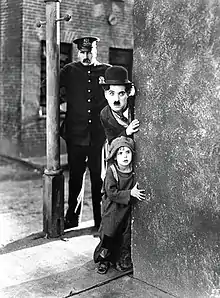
[89,120,92,123]
[88,70,91,74]
[88,110,91,113]
[88,89,91,92]
[88,80,91,83]
[88,99,91,102]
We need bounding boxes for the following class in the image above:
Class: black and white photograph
[0,0,220,297]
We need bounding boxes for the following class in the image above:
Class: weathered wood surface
[43,0,64,237]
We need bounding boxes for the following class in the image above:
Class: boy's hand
[131,182,146,201]
[126,119,140,136]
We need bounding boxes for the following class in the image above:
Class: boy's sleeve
[104,168,131,205]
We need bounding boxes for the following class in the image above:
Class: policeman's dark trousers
[65,141,103,228]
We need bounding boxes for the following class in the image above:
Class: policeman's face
[78,50,93,65]
[105,85,128,113]
[78,46,97,66]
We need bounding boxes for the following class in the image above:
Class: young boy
[93,136,146,274]
[99,65,140,145]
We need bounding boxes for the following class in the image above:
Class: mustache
[113,101,120,105]
[83,58,91,63]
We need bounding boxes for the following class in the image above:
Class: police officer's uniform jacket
[60,61,110,147]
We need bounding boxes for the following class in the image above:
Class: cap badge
[99,76,106,84]
[82,38,91,47]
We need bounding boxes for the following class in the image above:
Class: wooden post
[43,0,64,237]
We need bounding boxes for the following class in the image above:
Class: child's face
[115,146,132,168]
[105,85,128,113]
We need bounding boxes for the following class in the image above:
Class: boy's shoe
[115,253,133,272]
[97,261,110,274]
[115,261,126,272]
[115,261,133,272]
[116,249,133,271]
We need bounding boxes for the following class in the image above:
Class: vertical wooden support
[43,0,64,237]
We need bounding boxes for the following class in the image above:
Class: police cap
[73,36,100,51]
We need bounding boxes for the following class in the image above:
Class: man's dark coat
[100,105,128,144]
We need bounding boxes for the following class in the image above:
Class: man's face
[105,85,128,113]
[78,50,92,65]
[78,46,97,66]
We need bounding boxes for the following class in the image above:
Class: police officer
[60,36,110,230]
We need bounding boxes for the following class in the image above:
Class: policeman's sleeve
[40,78,46,99]
[59,87,66,104]
[59,66,68,104]
[60,66,67,88]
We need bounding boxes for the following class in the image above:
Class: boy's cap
[107,136,135,161]
[100,65,132,86]
[73,36,100,51]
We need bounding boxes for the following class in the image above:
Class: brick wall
[21,0,45,157]
[0,0,23,156]
[1,0,134,157]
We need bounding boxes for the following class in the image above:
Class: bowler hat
[107,136,135,161]
[100,65,132,86]
[73,36,100,51]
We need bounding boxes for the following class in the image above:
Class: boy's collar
[115,163,133,173]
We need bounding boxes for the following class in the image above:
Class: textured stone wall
[132,1,220,297]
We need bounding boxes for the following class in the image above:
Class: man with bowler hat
[99,65,140,145]
[60,36,110,230]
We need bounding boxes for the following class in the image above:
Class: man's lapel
[106,106,119,128]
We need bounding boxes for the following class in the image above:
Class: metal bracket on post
[56,14,71,23]
[36,14,71,28]
[36,20,46,28]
